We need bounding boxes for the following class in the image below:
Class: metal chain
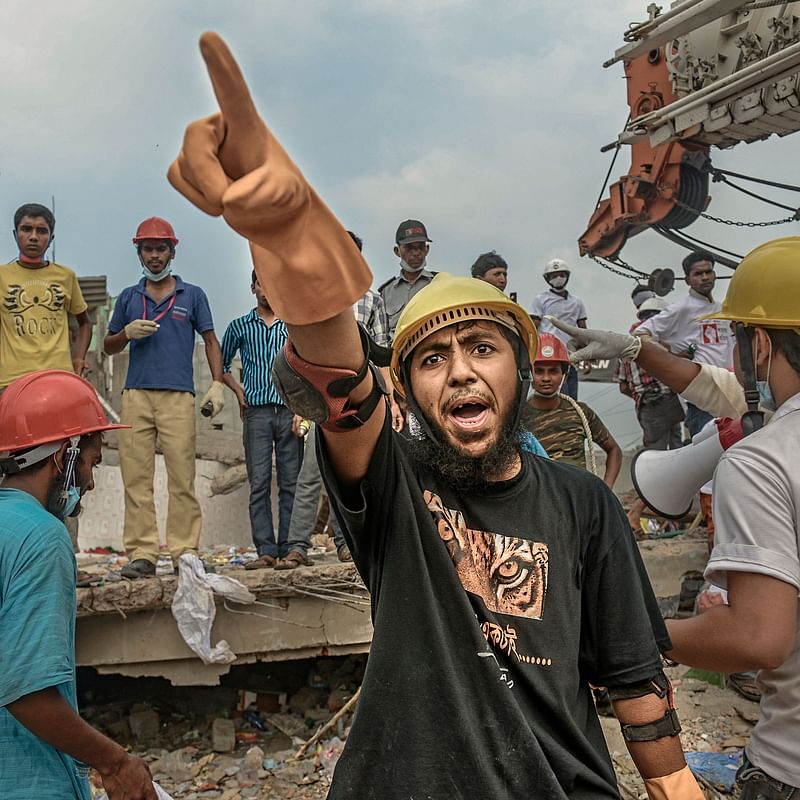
[700,210,798,227]
[587,252,649,279]
[672,195,799,227]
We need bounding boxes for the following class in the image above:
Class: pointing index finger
[199,32,261,134]
[545,316,580,336]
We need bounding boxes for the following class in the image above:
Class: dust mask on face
[400,258,426,274]
[756,335,776,412]
[142,263,173,282]
[547,275,568,290]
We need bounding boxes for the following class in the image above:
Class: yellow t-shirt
[0,261,88,387]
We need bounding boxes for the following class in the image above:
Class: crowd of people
[0,31,797,800]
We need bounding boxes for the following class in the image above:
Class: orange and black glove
[168,33,371,325]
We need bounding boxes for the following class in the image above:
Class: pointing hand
[545,317,642,363]
[168,33,371,325]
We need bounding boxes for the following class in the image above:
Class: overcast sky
[3,0,797,342]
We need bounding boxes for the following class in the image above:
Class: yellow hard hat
[700,237,800,329]
[390,273,538,397]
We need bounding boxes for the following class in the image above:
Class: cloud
[2,0,797,341]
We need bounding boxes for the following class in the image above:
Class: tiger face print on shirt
[424,490,549,620]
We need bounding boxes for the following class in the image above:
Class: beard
[408,397,522,493]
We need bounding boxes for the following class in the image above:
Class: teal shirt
[0,488,91,799]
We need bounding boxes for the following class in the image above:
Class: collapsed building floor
[76,532,709,686]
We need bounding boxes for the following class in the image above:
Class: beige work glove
[124,319,160,340]
[546,316,642,364]
[200,380,226,418]
[644,765,704,799]
[168,33,371,325]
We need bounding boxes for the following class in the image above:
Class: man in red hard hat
[104,217,225,579]
[523,333,622,488]
[0,370,156,799]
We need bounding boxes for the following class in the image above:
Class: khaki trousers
[119,389,201,564]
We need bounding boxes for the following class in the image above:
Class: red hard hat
[132,217,179,247]
[535,333,570,365]
[0,370,128,453]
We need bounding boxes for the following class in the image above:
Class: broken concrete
[76,557,372,685]
[76,533,705,686]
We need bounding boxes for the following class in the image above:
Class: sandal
[337,544,353,563]
[245,554,277,570]
[274,550,314,570]
[77,570,104,588]
[728,672,761,703]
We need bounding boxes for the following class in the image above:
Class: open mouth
[448,399,490,429]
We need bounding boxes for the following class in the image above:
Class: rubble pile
[80,654,758,799]
[81,656,365,800]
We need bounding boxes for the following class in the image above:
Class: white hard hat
[544,258,570,277]
[637,296,669,316]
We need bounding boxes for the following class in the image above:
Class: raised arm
[168,33,383,486]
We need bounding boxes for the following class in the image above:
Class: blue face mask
[62,485,81,517]
[757,380,776,413]
[51,440,82,520]
[756,336,776,413]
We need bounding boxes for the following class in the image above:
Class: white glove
[545,316,642,363]
[124,319,160,340]
[200,381,226,418]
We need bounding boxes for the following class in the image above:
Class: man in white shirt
[530,258,588,399]
[549,236,800,799]
[635,251,734,436]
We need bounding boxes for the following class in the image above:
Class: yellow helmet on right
[700,237,800,330]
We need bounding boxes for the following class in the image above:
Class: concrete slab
[76,560,373,685]
[75,534,706,686]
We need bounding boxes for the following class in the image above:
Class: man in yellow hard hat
[552,237,800,798]
[164,34,703,800]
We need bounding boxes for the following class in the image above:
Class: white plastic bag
[171,554,255,664]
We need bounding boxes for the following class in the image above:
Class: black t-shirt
[319,416,668,799]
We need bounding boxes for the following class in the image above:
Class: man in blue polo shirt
[104,217,225,579]
[221,270,303,567]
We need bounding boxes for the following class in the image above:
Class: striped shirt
[221,309,288,406]
[354,290,390,347]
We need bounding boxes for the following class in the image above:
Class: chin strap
[734,323,764,435]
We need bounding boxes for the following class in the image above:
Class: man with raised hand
[166,33,703,800]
